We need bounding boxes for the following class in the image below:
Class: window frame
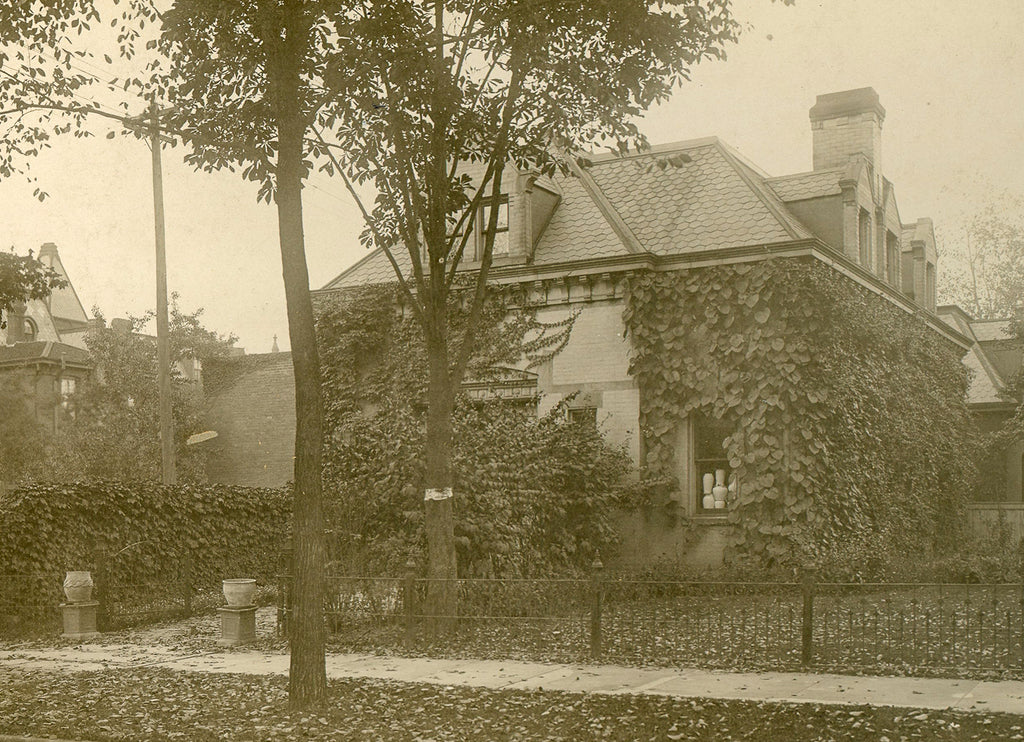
[473,194,510,261]
[858,208,872,268]
[692,413,735,516]
[21,317,37,342]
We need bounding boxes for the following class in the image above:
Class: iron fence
[0,546,197,635]
[278,560,1024,674]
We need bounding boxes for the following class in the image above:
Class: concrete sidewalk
[2,642,1023,716]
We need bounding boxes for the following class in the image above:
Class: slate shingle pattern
[586,143,804,255]
[766,169,844,201]
[325,244,412,289]
[323,138,822,288]
[532,169,630,264]
[962,345,1008,405]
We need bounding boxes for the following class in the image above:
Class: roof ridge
[584,137,722,165]
[765,167,845,182]
[714,142,807,242]
[563,153,645,255]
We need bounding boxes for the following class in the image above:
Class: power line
[0,62,374,214]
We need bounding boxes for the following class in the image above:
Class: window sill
[692,513,730,524]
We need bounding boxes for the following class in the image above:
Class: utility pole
[150,97,175,485]
[129,98,175,485]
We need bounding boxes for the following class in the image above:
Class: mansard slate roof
[766,168,844,201]
[322,137,826,290]
[938,307,1019,407]
[0,340,91,368]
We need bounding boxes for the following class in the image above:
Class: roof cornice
[314,238,971,350]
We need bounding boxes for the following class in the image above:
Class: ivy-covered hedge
[315,285,628,578]
[322,401,630,578]
[0,481,290,617]
[624,259,977,571]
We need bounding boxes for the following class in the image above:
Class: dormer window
[475,194,509,260]
[22,317,36,342]
[858,209,871,268]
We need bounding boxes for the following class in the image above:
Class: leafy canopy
[0,252,66,327]
[34,298,237,482]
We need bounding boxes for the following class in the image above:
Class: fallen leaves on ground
[0,666,1021,742]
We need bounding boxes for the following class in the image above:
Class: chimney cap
[810,87,885,123]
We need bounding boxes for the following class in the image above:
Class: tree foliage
[940,205,1024,320]
[315,283,623,577]
[0,252,66,327]
[624,259,977,570]
[32,300,237,482]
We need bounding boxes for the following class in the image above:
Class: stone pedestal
[61,601,99,639]
[218,605,256,646]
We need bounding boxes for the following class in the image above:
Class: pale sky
[0,0,1020,352]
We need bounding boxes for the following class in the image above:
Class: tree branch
[311,126,424,325]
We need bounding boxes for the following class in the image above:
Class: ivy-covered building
[317,88,974,567]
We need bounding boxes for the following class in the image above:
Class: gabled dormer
[901,218,938,313]
[453,163,561,267]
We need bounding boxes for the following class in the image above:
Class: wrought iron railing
[277,561,1024,675]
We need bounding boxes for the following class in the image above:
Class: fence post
[278,546,294,638]
[404,558,418,649]
[93,538,109,632]
[801,562,816,667]
[181,551,193,618]
[590,555,605,660]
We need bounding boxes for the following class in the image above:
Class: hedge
[0,481,290,625]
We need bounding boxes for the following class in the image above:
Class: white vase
[63,571,93,603]
[714,500,726,509]
[223,578,257,607]
[715,469,726,487]
[702,473,714,495]
[702,494,715,509]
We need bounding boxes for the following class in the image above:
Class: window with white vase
[693,414,736,514]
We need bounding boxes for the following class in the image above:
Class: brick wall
[203,353,296,487]
[534,298,640,462]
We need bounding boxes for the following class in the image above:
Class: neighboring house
[0,243,92,432]
[939,306,1024,537]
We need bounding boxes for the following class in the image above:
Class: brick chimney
[38,242,60,265]
[810,87,885,193]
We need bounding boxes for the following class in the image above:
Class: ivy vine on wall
[624,258,977,567]
[312,284,626,577]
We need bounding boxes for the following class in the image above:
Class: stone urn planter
[63,571,94,604]
[222,578,257,607]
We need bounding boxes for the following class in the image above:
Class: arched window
[22,318,37,342]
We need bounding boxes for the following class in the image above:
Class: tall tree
[158,0,335,708]
[940,205,1024,319]
[316,0,742,623]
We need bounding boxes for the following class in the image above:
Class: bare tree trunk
[423,328,457,632]
[269,0,326,709]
